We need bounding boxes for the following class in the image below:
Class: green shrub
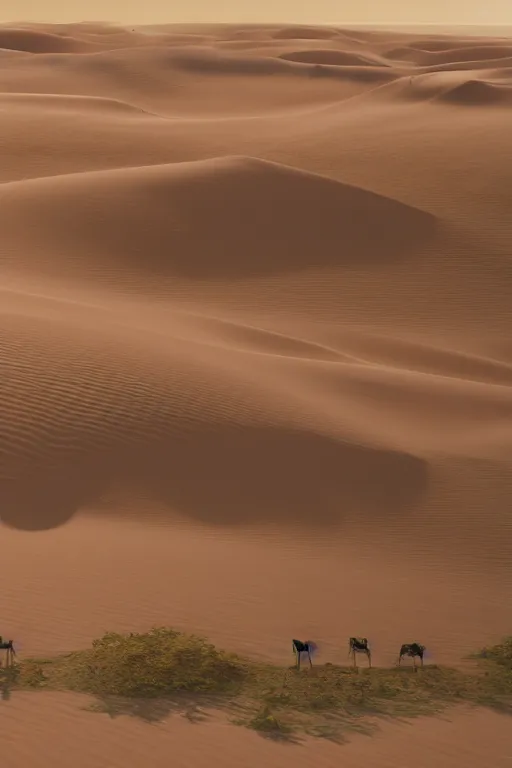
[65,627,248,697]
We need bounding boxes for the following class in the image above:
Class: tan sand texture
[0,21,511,767]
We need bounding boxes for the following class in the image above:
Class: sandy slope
[0,21,511,767]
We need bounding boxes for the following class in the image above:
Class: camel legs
[296,650,312,670]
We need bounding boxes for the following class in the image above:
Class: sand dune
[438,78,512,105]
[0,27,94,53]
[390,69,512,105]
[0,45,386,118]
[1,19,512,768]
[1,156,437,280]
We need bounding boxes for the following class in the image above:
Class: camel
[348,637,371,668]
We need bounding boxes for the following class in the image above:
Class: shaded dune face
[0,310,429,532]
[392,70,512,105]
[2,291,510,531]
[0,428,428,532]
[0,28,93,53]
[437,79,512,105]
[1,157,437,280]
[271,27,342,40]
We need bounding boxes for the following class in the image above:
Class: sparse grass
[473,636,512,669]
[4,629,512,741]
[467,636,512,713]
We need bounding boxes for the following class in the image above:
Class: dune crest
[278,48,384,66]
[0,92,156,115]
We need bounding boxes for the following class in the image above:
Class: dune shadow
[99,167,438,279]
[7,158,439,282]
[171,48,393,84]
[132,427,429,527]
[1,426,428,531]
[272,26,342,40]
[0,452,112,531]
[437,79,512,106]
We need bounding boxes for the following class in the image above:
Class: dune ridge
[1,19,512,768]
[278,48,386,66]
[0,91,157,115]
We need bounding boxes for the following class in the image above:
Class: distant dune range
[1,20,512,768]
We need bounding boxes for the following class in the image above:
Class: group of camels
[292,637,426,670]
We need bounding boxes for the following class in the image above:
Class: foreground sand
[0,20,511,766]
[2,693,512,768]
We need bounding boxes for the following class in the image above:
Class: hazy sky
[2,0,512,26]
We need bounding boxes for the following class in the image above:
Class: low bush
[61,627,248,697]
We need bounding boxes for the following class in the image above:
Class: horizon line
[2,19,512,26]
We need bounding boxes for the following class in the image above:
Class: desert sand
[0,20,511,766]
